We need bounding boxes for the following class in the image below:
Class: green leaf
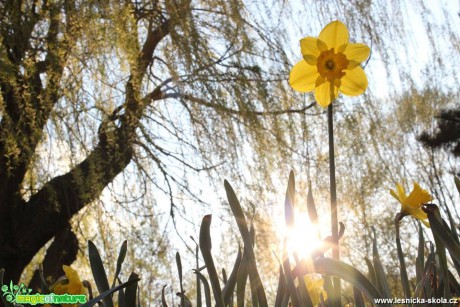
[364,257,377,287]
[199,215,224,307]
[161,285,169,307]
[124,272,139,307]
[322,275,335,305]
[295,261,313,307]
[194,270,212,307]
[394,221,411,300]
[236,250,248,307]
[353,286,365,307]
[88,240,113,307]
[372,227,392,298]
[416,223,425,284]
[282,241,302,307]
[285,171,295,228]
[80,275,140,307]
[443,205,460,275]
[454,176,460,194]
[414,263,433,298]
[307,180,318,227]
[176,252,185,307]
[424,204,452,299]
[112,240,128,289]
[118,287,126,307]
[224,180,268,307]
[222,246,242,305]
[292,258,386,305]
[274,265,287,307]
[176,291,193,307]
[35,264,50,295]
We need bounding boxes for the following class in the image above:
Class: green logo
[1,281,32,303]
[1,281,87,305]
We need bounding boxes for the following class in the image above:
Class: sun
[281,211,324,260]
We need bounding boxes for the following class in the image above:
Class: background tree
[0,0,304,284]
[419,108,460,159]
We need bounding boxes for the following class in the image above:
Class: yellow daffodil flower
[304,275,327,306]
[45,265,86,307]
[390,182,434,227]
[289,20,370,107]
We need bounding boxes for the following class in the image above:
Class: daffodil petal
[289,60,318,92]
[339,67,368,96]
[318,20,349,51]
[317,39,328,52]
[390,189,401,202]
[404,182,433,209]
[421,219,431,228]
[396,183,406,202]
[408,208,428,221]
[300,37,320,60]
[343,43,370,64]
[314,81,338,107]
[54,265,84,295]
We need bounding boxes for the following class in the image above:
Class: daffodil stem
[327,103,341,303]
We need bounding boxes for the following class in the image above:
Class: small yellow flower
[304,275,327,306]
[45,265,86,307]
[289,20,370,107]
[390,182,434,227]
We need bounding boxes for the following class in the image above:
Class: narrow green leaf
[236,250,248,307]
[282,241,302,307]
[222,269,227,284]
[424,243,436,298]
[161,285,169,307]
[112,240,128,289]
[292,258,386,305]
[137,288,142,307]
[371,228,392,298]
[454,176,460,194]
[176,292,193,307]
[448,270,460,294]
[444,205,460,275]
[424,204,451,300]
[222,246,242,305]
[296,262,313,307]
[364,257,377,287]
[36,264,50,294]
[416,223,425,283]
[191,236,202,307]
[176,252,185,307]
[124,272,139,307]
[394,221,412,300]
[118,288,126,307]
[88,240,113,307]
[285,171,295,227]
[414,264,432,298]
[274,265,287,307]
[424,204,460,260]
[224,180,268,307]
[353,286,365,307]
[322,275,335,304]
[80,276,140,307]
[199,215,224,307]
[194,270,212,307]
[281,292,290,307]
[307,180,318,226]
